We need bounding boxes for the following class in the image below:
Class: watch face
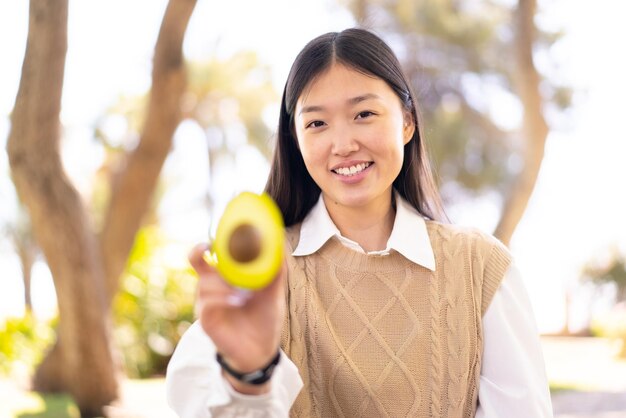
[243,370,265,383]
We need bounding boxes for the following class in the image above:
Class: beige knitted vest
[280,221,511,418]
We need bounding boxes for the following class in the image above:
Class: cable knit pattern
[441,229,470,416]
[303,255,322,417]
[282,221,511,417]
[429,258,443,418]
[282,232,311,418]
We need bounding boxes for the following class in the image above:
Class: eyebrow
[298,93,381,115]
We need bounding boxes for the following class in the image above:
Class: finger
[197,275,252,306]
[197,271,232,297]
[243,261,286,311]
[188,243,215,276]
[226,289,252,306]
[197,291,254,330]
[199,293,245,313]
[198,297,235,332]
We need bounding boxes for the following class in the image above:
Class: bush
[113,226,197,378]
[1,226,197,380]
[0,312,55,377]
[590,302,626,358]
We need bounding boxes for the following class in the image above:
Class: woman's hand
[188,243,286,394]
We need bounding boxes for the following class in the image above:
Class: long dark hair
[265,28,446,226]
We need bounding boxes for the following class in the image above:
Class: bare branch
[100,0,197,300]
[493,0,549,245]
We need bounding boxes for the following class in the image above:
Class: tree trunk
[493,0,549,246]
[8,1,197,413]
[15,233,36,311]
[32,339,66,393]
[100,0,197,303]
[6,0,118,415]
[352,0,369,25]
[9,210,37,311]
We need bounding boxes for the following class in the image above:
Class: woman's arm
[165,321,303,417]
[476,263,554,417]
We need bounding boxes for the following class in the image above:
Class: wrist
[223,371,272,395]
[217,350,280,393]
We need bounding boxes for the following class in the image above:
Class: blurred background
[1,0,625,417]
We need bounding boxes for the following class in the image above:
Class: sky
[1,0,625,333]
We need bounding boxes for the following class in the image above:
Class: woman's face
[294,63,414,212]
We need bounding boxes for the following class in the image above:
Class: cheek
[298,136,326,164]
[295,133,311,159]
[300,151,326,185]
[369,124,404,152]
[297,143,320,176]
[377,126,407,166]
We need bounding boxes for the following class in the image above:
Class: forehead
[297,63,396,107]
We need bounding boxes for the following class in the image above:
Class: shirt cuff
[211,350,302,416]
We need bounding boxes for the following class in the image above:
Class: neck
[323,192,395,252]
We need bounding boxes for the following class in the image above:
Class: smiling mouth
[332,162,373,176]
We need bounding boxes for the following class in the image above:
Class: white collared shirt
[293,193,436,269]
[166,195,554,417]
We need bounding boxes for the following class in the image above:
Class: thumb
[188,243,214,276]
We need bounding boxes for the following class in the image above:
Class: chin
[328,194,372,209]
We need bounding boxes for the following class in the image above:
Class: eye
[355,110,376,120]
[306,120,326,129]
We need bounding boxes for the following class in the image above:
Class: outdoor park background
[1,0,626,417]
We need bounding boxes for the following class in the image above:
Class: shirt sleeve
[475,262,554,417]
[165,321,303,417]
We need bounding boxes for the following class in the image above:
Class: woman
[166,28,553,417]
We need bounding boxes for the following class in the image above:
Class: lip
[330,161,374,184]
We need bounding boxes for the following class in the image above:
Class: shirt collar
[292,192,436,271]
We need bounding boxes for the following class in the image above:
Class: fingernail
[202,250,218,267]
[226,289,252,307]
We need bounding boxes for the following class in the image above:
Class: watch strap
[216,351,280,385]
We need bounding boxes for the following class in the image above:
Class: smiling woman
[166,28,553,418]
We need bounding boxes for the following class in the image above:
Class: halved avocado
[212,192,284,290]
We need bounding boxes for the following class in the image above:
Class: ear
[402,112,416,145]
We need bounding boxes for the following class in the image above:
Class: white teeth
[334,162,371,176]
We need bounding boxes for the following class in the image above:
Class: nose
[331,124,359,156]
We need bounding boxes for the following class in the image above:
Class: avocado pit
[228,223,262,263]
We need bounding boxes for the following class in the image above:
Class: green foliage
[0,312,55,377]
[584,250,626,303]
[186,51,279,157]
[113,226,196,378]
[549,382,584,395]
[585,249,626,357]
[96,50,278,159]
[15,392,78,418]
[591,312,626,339]
[1,190,197,383]
[590,307,626,358]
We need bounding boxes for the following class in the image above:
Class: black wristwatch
[216,351,281,385]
